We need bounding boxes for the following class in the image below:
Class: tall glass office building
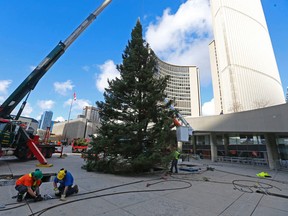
[210,0,285,114]
[156,57,201,117]
[39,111,53,130]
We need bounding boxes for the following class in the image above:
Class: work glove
[54,187,60,195]
[60,194,66,201]
[34,195,43,202]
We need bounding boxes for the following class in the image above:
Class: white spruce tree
[86,20,175,173]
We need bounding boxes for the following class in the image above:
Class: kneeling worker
[53,168,78,201]
[15,169,44,202]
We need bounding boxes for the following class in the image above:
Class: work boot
[23,192,33,200]
[73,185,79,194]
[17,193,23,202]
[34,195,43,202]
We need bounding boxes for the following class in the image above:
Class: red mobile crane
[0,0,112,165]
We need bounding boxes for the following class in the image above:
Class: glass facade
[189,134,288,168]
[156,57,201,117]
[39,111,53,130]
[277,136,288,161]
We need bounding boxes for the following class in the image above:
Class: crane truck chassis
[0,0,112,164]
[0,119,55,160]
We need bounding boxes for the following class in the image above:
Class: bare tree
[228,101,242,113]
[253,99,270,109]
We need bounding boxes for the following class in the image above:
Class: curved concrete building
[210,0,285,114]
[156,57,201,117]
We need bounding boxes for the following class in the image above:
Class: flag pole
[67,99,73,123]
[67,92,76,123]
[65,92,76,144]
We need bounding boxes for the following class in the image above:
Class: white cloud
[21,102,33,117]
[36,114,42,121]
[202,98,215,116]
[37,100,55,110]
[82,65,90,72]
[54,116,65,122]
[0,96,5,104]
[64,98,91,111]
[29,65,36,71]
[145,0,213,85]
[95,60,120,93]
[54,80,74,95]
[0,80,12,94]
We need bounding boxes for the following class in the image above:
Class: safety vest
[15,173,41,187]
[174,151,180,160]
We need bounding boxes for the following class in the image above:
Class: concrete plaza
[1,146,288,216]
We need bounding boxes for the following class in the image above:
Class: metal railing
[217,156,268,166]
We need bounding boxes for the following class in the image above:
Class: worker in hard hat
[15,169,44,202]
[53,168,78,201]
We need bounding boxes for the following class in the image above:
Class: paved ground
[1,146,288,216]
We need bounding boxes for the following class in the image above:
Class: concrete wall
[52,118,100,143]
[186,103,288,133]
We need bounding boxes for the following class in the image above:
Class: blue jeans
[170,159,178,173]
[56,185,76,197]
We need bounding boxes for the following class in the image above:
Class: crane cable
[170,168,287,216]
[30,178,192,216]
[1,177,192,215]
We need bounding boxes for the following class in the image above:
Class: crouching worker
[15,169,44,202]
[53,168,78,201]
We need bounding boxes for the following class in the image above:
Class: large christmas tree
[86,20,175,173]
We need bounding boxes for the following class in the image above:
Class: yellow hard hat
[57,170,66,180]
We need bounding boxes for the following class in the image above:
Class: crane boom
[0,0,112,119]
[164,98,192,128]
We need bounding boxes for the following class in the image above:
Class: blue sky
[0,0,287,121]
